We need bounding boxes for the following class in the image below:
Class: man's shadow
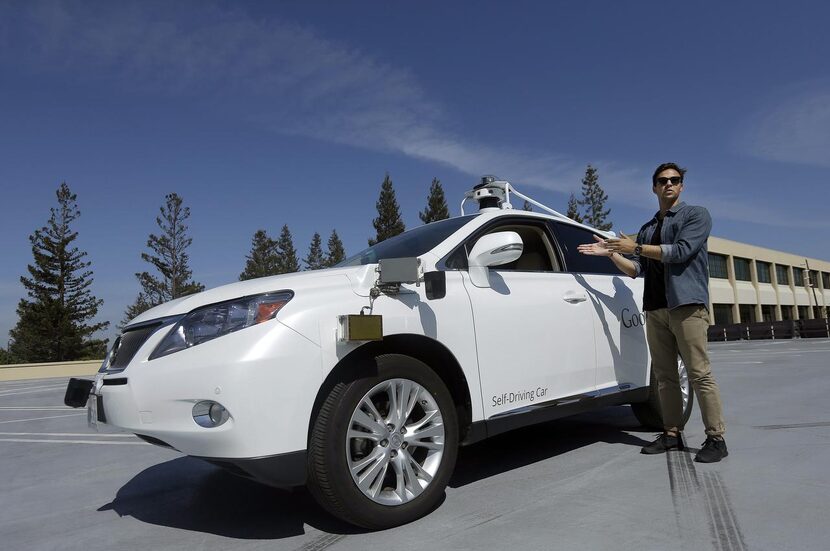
[572,274,646,383]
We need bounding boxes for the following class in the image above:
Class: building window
[734,258,751,282]
[798,305,811,320]
[823,272,830,289]
[809,270,819,288]
[708,254,728,279]
[781,306,793,320]
[760,305,775,322]
[756,261,771,283]
[776,265,789,285]
[794,269,804,286]
[712,304,733,325]
[738,304,756,323]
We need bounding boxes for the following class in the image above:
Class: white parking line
[0,385,69,397]
[0,438,146,445]
[0,407,75,411]
[0,432,136,437]
[0,413,85,424]
[0,380,66,388]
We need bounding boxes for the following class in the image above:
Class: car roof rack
[461,176,615,237]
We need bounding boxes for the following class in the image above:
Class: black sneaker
[641,433,684,454]
[694,437,728,463]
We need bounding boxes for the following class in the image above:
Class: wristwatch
[634,245,642,256]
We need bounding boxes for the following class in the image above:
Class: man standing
[577,162,728,463]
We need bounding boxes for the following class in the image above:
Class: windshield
[336,216,476,267]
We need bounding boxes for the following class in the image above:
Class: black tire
[631,360,694,430]
[306,354,459,529]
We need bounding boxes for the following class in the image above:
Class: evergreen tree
[566,193,583,223]
[9,183,108,362]
[240,229,280,280]
[123,193,203,325]
[577,165,612,230]
[304,232,326,270]
[419,177,450,223]
[369,173,405,245]
[522,200,533,211]
[325,229,346,267]
[0,347,11,365]
[275,224,299,274]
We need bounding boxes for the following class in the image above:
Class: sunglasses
[655,176,682,186]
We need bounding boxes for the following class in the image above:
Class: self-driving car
[65,177,692,529]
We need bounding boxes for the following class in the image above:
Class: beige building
[707,236,830,325]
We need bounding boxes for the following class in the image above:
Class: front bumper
[83,318,323,460]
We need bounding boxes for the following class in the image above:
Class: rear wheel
[307,354,458,529]
[631,358,694,430]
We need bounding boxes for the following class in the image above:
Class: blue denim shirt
[630,202,712,310]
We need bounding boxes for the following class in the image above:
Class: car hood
[125,265,376,327]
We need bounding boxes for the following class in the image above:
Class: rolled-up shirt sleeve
[629,228,646,278]
[660,207,712,264]
[630,256,643,278]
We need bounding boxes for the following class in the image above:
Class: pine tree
[577,165,612,230]
[9,183,108,362]
[0,347,11,365]
[123,193,203,325]
[419,177,450,223]
[240,229,280,280]
[566,193,583,223]
[522,200,533,211]
[275,224,299,274]
[304,232,325,270]
[369,173,405,245]
[325,229,346,267]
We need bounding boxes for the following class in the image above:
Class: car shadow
[98,406,652,538]
[451,405,654,487]
[98,457,367,539]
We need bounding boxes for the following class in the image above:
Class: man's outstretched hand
[577,235,613,257]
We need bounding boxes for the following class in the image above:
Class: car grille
[108,322,164,371]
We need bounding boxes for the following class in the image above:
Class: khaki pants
[646,305,726,437]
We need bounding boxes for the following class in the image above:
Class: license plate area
[64,378,93,408]
[87,393,107,428]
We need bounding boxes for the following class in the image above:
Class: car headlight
[149,291,294,360]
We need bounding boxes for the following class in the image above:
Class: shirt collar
[652,201,687,222]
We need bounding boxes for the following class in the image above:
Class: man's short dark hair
[652,162,687,186]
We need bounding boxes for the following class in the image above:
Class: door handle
[563,291,588,303]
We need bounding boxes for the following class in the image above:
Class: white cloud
[1,1,820,229]
[736,80,830,168]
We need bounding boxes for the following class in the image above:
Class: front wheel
[307,354,459,529]
[631,358,694,430]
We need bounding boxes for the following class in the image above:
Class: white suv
[66,178,692,529]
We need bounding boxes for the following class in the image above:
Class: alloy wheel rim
[678,359,690,412]
[346,378,445,506]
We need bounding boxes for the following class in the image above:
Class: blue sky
[1,0,829,344]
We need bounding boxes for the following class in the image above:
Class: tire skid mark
[295,533,346,551]
[701,471,747,551]
[667,449,710,551]
[666,437,747,551]
[755,421,830,430]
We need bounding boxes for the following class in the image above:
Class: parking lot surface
[2,339,829,550]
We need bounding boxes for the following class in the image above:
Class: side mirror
[468,231,523,288]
